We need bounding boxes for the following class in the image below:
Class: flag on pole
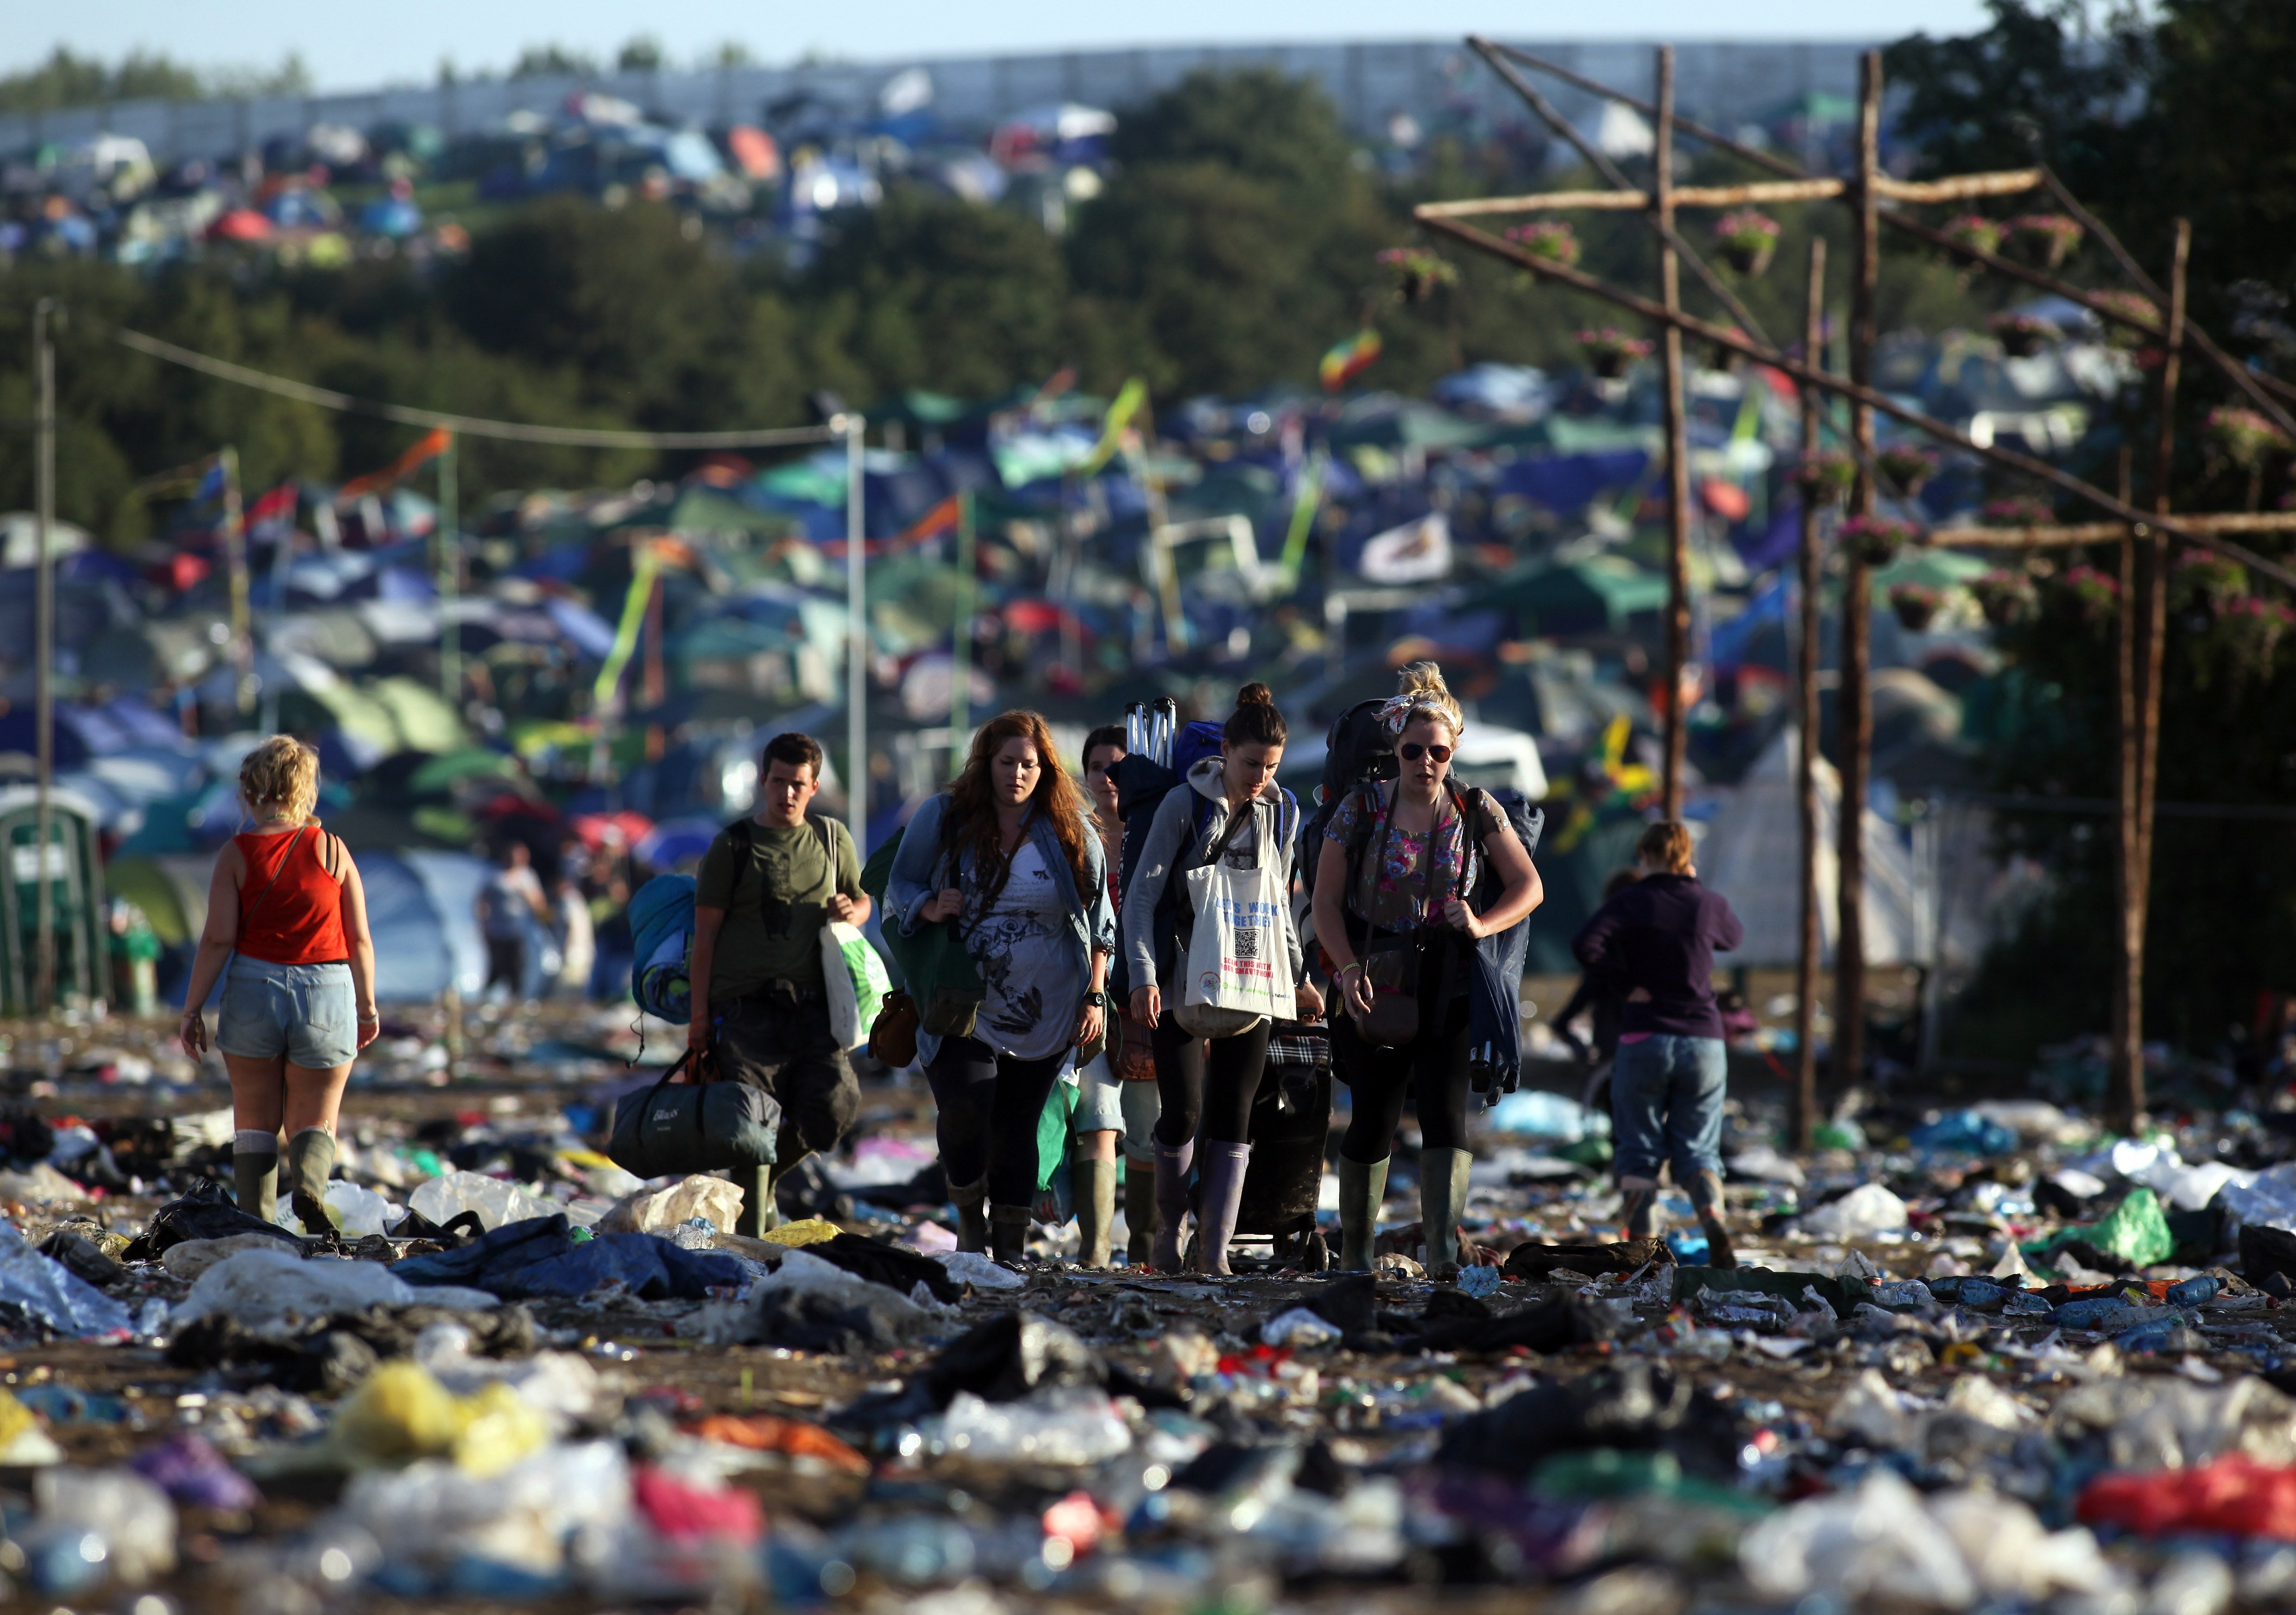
[1079,378,1149,476]
[337,427,452,502]
[1319,327,1383,392]
[193,459,228,503]
[246,482,298,535]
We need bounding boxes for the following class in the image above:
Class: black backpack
[1296,698,1398,909]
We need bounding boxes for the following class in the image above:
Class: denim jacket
[885,792,1117,1068]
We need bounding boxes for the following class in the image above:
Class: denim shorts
[216,957,358,1069]
[1071,1052,1129,1134]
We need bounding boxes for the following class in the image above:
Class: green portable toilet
[0,787,107,1016]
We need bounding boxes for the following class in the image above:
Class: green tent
[1873,547,1995,592]
[1484,556,1670,637]
[666,487,798,541]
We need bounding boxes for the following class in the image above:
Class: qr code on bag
[1234,927,1260,960]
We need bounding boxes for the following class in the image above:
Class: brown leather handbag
[868,988,921,1068]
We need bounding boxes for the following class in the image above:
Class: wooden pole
[2115,219,2189,1130]
[1655,46,1691,822]
[2113,446,2140,1129]
[1834,50,1882,1094]
[1794,238,1827,1152]
[1476,37,2296,444]
[1407,214,2296,590]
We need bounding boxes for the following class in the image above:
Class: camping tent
[1693,727,1930,969]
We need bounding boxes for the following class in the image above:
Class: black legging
[1150,1010,1271,1147]
[1333,993,1472,1163]
[923,1037,1069,1208]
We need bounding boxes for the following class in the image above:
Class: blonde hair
[239,735,320,824]
[1381,660,1465,741]
[1637,821,1695,874]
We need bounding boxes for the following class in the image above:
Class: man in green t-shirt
[688,731,869,1233]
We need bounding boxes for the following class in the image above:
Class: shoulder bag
[1353,797,1448,1049]
[607,1048,782,1179]
[1175,798,1293,1038]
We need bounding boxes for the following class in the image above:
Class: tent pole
[32,298,57,1017]
[1655,46,1692,823]
[845,415,867,847]
[438,434,460,710]
[1793,239,1826,1153]
[1833,50,1881,1095]
[950,490,974,775]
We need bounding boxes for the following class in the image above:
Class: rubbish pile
[1,1062,2296,1608]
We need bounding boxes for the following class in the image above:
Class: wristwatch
[1082,990,1107,1008]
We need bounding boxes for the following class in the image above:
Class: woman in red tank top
[177,737,378,1230]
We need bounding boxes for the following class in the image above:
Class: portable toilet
[0,787,107,1015]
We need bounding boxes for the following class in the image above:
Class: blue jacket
[886,791,1117,1068]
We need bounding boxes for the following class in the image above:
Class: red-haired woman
[888,711,1117,1263]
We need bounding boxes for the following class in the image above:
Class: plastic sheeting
[0,1219,131,1339]
[1695,727,1930,968]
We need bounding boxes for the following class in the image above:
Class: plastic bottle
[934,1389,1132,1466]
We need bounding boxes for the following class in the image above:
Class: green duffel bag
[607,1050,780,1180]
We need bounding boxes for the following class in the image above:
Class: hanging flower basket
[1794,451,1858,505]
[1713,210,1781,277]
[2089,290,2159,352]
[1576,326,1653,380]
[1943,214,2006,262]
[1838,513,1921,566]
[2200,595,2296,684]
[1971,568,2038,627]
[2009,214,2085,270]
[2046,563,2120,628]
[1505,220,1582,270]
[1876,445,1938,496]
[2205,406,2292,474]
[1377,246,1457,303]
[1981,496,2055,528]
[2171,547,2250,610]
[1888,582,1943,633]
[1990,311,2063,358]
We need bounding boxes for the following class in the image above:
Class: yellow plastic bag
[759,1217,842,1248]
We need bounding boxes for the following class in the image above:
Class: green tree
[1884,1,2150,193]
[510,44,598,80]
[798,188,1072,399]
[616,36,664,73]
[0,46,305,112]
[442,197,794,433]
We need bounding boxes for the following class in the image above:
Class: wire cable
[113,327,839,451]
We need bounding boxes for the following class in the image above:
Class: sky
[6,2,1996,92]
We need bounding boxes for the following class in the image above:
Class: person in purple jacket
[1570,821,1745,1267]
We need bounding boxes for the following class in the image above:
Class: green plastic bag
[2023,1185,2174,1270]
[1035,1076,1079,1194]
[821,922,892,1051]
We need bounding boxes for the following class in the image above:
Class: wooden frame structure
[1423,40,2296,1133]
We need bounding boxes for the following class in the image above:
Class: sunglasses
[1400,742,1453,764]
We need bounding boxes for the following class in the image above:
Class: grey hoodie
[1120,755,1304,993]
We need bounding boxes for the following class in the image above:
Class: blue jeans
[1610,1035,1727,1201]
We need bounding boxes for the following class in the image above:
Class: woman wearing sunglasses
[1311,662,1542,1277]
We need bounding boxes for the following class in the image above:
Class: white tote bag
[1175,858,1295,1038]
[820,922,892,1051]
